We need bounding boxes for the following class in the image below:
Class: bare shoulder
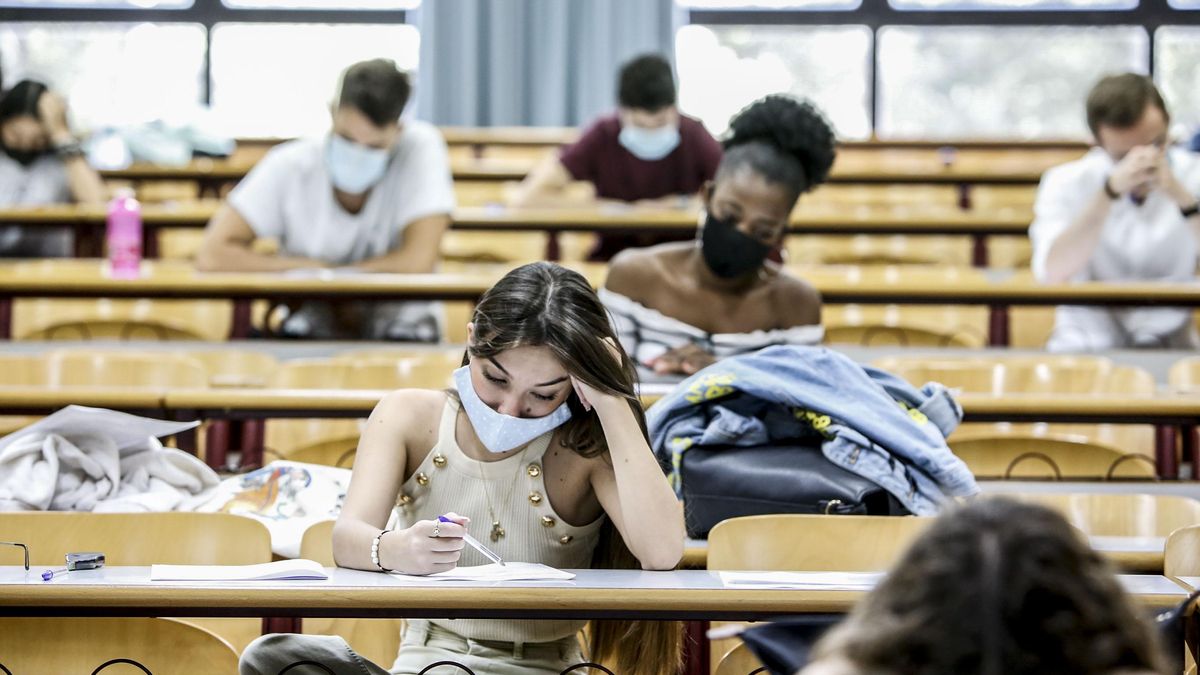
[605,242,691,301]
[768,267,823,327]
[370,388,447,442]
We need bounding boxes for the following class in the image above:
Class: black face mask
[0,142,44,168]
[699,210,772,279]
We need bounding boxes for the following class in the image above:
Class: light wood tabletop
[96,147,1085,186]
[0,202,1032,234]
[0,567,1185,618]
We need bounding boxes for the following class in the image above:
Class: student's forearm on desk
[195,243,327,272]
[1040,188,1112,284]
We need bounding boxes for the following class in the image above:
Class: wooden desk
[98,145,1083,195]
[0,203,1031,265]
[0,566,1183,617]
[2,261,1199,346]
[682,536,1167,573]
[0,385,1198,475]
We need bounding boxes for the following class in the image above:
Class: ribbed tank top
[393,396,605,643]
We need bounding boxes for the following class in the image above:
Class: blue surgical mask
[618,123,681,161]
[325,134,390,194]
[452,366,573,454]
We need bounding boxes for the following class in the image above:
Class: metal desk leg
[987,305,1010,347]
[1183,425,1198,480]
[971,234,989,268]
[241,419,266,470]
[1155,424,1180,480]
[0,297,11,339]
[683,620,710,675]
[263,617,302,635]
[205,420,230,471]
[230,300,253,339]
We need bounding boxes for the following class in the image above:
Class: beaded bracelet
[370,529,394,573]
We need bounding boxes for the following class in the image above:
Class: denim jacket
[645,345,979,515]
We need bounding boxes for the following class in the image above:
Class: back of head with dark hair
[1087,73,1169,137]
[0,79,48,126]
[617,54,676,112]
[336,59,411,127]
[718,95,837,203]
[811,497,1168,675]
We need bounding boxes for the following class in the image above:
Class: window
[890,0,1135,10]
[0,0,190,7]
[675,24,872,139]
[209,23,420,138]
[677,0,861,8]
[0,22,206,131]
[221,0,416,8]
[876,26,1148,139]
[1166,0,1199,7]
[1155,27,1200,136]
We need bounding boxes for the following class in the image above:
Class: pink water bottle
[106,188,142,279]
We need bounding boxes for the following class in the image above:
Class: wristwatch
[51,138,85,160]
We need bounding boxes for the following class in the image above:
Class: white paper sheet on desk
[151,559,328,581]
[719,571,883,590]
[0,405,199,456]
[391,562,575,583]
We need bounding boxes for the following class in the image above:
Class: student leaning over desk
[240,262,685,675]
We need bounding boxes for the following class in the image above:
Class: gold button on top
[415,472,429,487]
[541,516,556,528]
[526,463,542,478]
[559,535,574,545]
[432,453,447,468]
[528,491,543,505]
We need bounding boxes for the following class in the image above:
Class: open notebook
[719,571,883,590]
[151,559,328,581]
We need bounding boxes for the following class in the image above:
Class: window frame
[688,0,1185,136]
[0,0,410,105]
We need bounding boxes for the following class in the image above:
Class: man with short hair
[1030,73,1200,350]
[198,58,454,341]
[511,53,723,260]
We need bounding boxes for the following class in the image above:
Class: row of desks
[0,567,1184,620]
[0,260,1195,345]
[0,202,1033,264]
[99,147,1082,188]
[1,384,1198,478]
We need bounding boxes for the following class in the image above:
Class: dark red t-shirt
[559,113,722,259]
[559,113,723,202]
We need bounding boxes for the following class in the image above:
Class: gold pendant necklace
[477,442,532,543]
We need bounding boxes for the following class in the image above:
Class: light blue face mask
[452,365,573,454]
[325,134,390,194]
[618,123,681,161]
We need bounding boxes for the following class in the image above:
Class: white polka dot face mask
[452,366,573,454]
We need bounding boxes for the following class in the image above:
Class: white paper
[151,559,328,581]
[719,571,883,590]
[281,267,365,280]
[390,562,575,583]
[0,405,199,457]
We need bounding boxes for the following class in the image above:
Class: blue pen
[41,566,68,581]
[438,515,505,566]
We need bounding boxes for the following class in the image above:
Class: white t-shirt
[1029,147,1200,350]
[0,153,73,255]
[227,120,455,266]
[0,153,70,207]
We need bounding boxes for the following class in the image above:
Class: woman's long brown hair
[465,262,682,675]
